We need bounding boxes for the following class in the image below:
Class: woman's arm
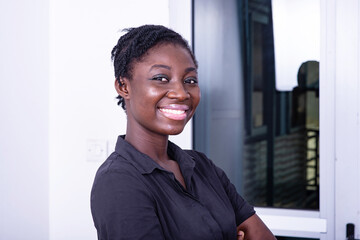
[237,214,277,240]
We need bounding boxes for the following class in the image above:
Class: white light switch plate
[86,139,107,162]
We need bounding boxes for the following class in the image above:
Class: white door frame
[333,0,360,239]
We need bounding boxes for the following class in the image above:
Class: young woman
[91,25,276,240]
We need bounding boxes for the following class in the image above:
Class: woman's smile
[158,104,189,121]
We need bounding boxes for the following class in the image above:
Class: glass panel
[252,21,265,128]
[193,0,319,210]
[242,0,319,210]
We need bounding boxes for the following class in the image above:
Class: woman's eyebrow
[185,67,197,74]
[149,64,171,71]
[149,65,197,74]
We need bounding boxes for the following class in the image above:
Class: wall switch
[86,139,107,162]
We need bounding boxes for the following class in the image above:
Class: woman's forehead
[139,43,196,66]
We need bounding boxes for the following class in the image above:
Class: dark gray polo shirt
[91,135,255,240]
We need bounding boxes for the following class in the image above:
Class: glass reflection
[242,0,319,209]
[193,0,320,210]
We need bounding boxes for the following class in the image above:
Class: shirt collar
[114,135,196,176]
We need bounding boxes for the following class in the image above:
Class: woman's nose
[166,81,190,101]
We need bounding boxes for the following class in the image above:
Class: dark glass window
[193,0,319,210]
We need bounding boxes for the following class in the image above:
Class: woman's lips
[158,105,189,120]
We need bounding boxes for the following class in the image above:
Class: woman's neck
[125,129,170,164]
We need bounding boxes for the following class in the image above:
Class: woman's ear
[115,77,130,99]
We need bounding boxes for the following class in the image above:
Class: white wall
[0,0,49,239]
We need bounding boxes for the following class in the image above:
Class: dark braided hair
[111,24,198,110]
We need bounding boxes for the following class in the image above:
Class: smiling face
[116,43,201,137]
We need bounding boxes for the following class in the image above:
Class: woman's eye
[152,76,169,82]
[185,78,198,84]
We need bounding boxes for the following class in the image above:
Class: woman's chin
[162,125,186,136]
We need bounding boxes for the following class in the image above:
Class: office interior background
[0,0,359,239]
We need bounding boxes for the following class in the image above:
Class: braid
[111,25,198,110]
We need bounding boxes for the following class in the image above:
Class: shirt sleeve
[213,164,256,226]
[91,170,165,240]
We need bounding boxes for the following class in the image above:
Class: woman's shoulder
[184,149,207,162]
[183,149,230,182]
[92,151,148,190]
[183,149,218,172]
[95,151,137,176]
[91,151,155,204]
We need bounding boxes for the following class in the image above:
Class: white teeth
[160,108,185,115]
